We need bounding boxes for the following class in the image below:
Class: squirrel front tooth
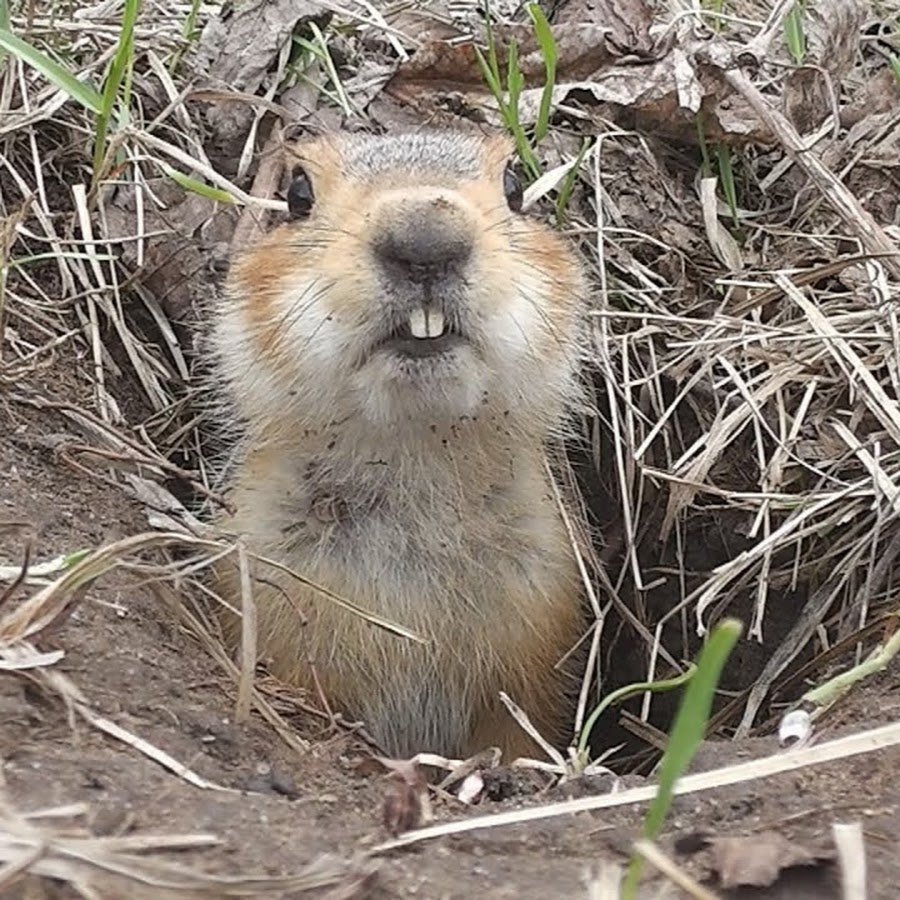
[409,308,428,339]
[426,310,445,338]
[408,308,445,339]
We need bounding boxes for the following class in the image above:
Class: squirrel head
[215,130,587,439]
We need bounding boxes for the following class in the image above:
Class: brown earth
[3,4,900,893]
[2,366,899,898]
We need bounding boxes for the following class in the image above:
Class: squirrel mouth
[378,308,465,358]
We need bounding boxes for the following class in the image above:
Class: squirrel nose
[372,196,474,284]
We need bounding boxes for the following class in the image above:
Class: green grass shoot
[704,0,726,33]
[479,1,560,178]
[182,0,203,43]
[0,1,141,189]
[621,618,743,899]
[696,112,740,232]
[5,251,117,268]
[527,3,557,145]
[575,664,697,771]
[160,164,236,204]
[717,143,739,229]
[92,0,140,184]
[288,23,354,117]
[784,1,807,65]
[474,0,541,179]
[0,27,104,113]
[307,21,353,117]
[167,0,204,74]
[696,112,712,176]
[0,0,9,59]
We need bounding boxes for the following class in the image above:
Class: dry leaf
[382,778,422,837]
[842,68,900,127]
[384,0,659,110]
[367,756,432,837]
[784,0,865,133]
[383,2,467,45]
[553,0,654,51]
[515,53,701,125]
[385,23,776,145]
[383,40,487,105]
[710,831,824,888]
[784,68,833,135]
[803,0,867,76]
[196,0,331,141]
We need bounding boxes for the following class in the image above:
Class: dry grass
[0,795,376,898]
[372,718,900,852]
[1,0,900,894]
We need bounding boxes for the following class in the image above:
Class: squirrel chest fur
[211,129,588,760]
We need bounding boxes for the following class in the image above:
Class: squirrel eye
[503,164,523,212]
[287,167,315,219]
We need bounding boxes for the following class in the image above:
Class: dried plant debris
[2,0,900,891]
[783,0,868,133]
[676,829,839,897]
[103,176,237,324]
[384,5,656,103]
[382,0,678,131]
[195,0,333,141]
[0,794,377,899]
[382,0,871,144]
[379,760,430,838]
[800,0,869,77]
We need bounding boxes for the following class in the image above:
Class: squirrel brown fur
[210,129,589,760]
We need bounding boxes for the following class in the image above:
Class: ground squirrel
[211,129,588,760]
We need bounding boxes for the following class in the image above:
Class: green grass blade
[102,0,140,113]
[475,45,503,99]
[482,0,502,88]
[707,0,725,32]
[61,549,92,568]
[506,40,523,127]
[478,0,506,106]
[161,164,236,204]
[0,27,103,113]
[308,21,352,116]
[7,251,117,268]
[575,664,697,764]
[784,2,807,65]
[621,618,743,899]
[168,0,204,73]
[475,0,538,178]
[183,0,202,41]
[505,40,541,179]
[0,1,8,65]
[890,54,900,85]
[716,143,739,228]
[696,112,712,176]
[92,0,141,180]
[528,3,557,143]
